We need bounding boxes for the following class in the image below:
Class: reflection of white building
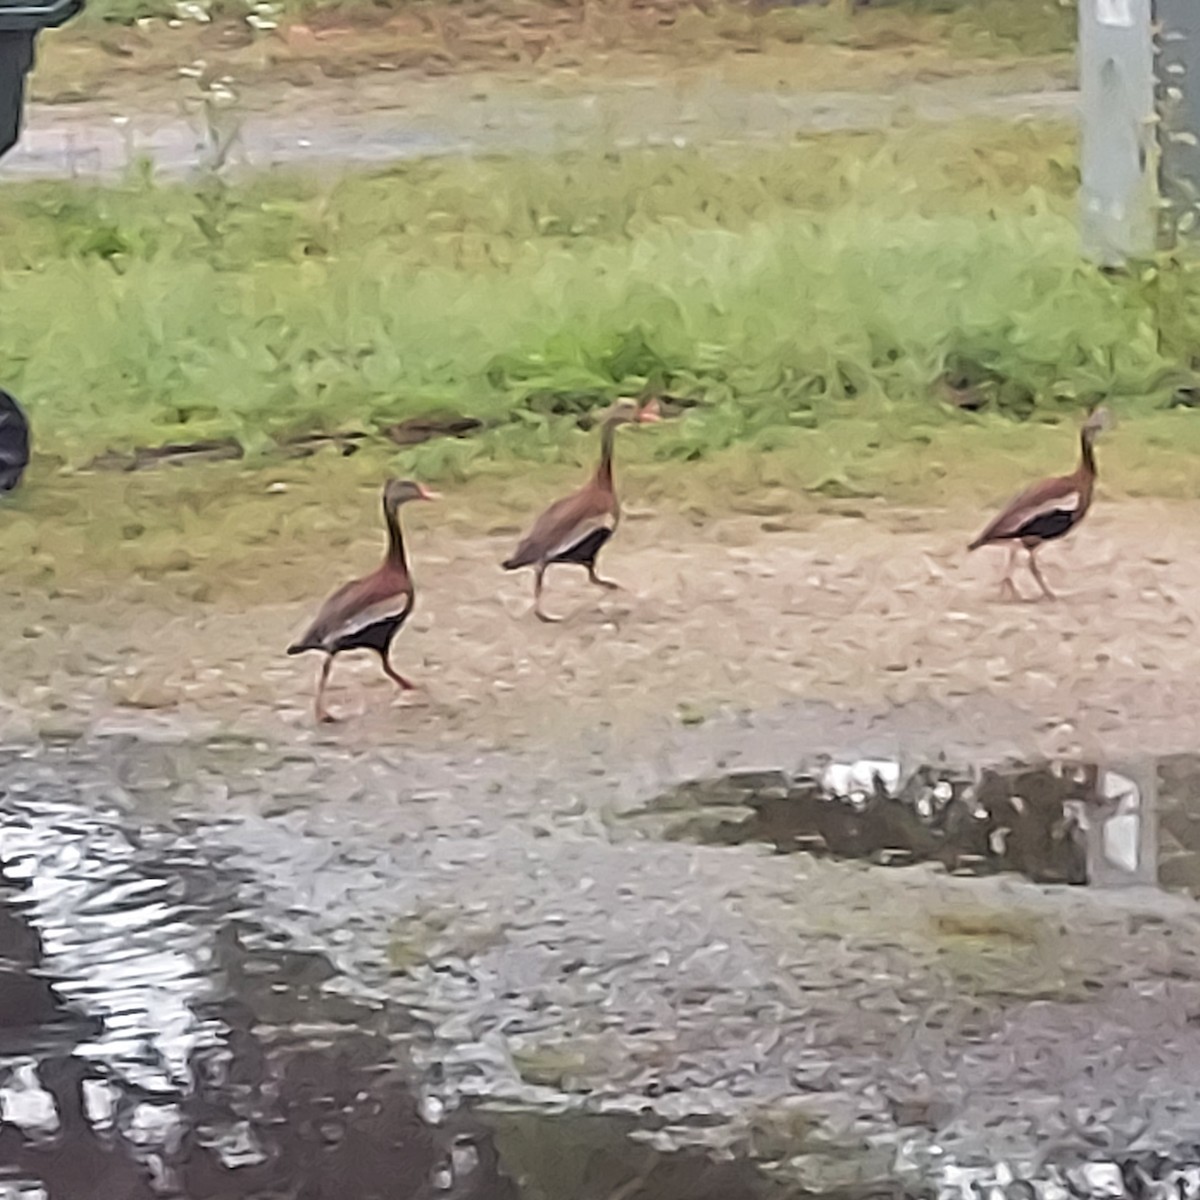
[1066,766,1159,889]
[820,759,901,808]
[818,756,1161,890]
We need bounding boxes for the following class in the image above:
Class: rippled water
[0,736,802,1199]
[6,726,1200,1199]
[0,772,472,1198]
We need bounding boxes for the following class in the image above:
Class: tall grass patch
[0,119,1193,479]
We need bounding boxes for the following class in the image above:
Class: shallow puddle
[6,734,1200,1199]
[0,758,815,1200]
[636,756,1175,890]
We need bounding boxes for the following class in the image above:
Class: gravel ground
[2,66,1075,180]
[2,498,1197,763]
[5,492,1200,1195]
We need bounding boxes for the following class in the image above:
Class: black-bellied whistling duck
[287,478,439,723]
[502,397,660,622]
[968,407,1112,601]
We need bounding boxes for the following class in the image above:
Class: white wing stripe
[547,513,615,561]
[1021,491,1080,522]
[326,594,411,646]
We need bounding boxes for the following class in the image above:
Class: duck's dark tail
[502,544,536,571]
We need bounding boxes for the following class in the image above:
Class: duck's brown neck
[1079,428,1098,480]
[595,419,619,488]
[1071,429,1099,516]
[384,503,409,570]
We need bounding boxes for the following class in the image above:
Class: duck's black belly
[1012,508,1076,543]
[332,614,409,656]
[551,527,613,566]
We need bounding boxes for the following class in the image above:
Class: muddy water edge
[6,702,1200,1198]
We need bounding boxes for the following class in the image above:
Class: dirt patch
[29,0,1072,120]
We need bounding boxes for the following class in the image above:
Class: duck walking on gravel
[287,478,438,723]
[968,407,1112,601]
[502,397,660,623]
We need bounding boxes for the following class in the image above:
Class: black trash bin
[0,0,86,493]
[0,0,85,159]
[0,390,29,492]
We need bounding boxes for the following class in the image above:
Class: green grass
[3,117,1198,493]
[871,0,1075,57]
[745,0,1075,59]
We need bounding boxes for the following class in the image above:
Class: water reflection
[0,762,797,1200]
[0,795,219,1097]
[0,783,513,1199]
[646,756,1171,890]
[10,735,1200,1200]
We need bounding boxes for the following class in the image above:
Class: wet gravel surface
[7,702,1200,1198]
[5,485,1200,1195]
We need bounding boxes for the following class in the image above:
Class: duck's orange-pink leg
[534,565,563,623]
[999,544,1021,602]
[379,654,416,691]
[1027,548,1056,601]
[315,656,338,724]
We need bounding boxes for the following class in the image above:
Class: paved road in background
[2,72,1077,179]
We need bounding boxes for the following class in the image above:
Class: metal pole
[1086,764,1159,889]
[1079,0,1158,266]
[1156,0,1200,249]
